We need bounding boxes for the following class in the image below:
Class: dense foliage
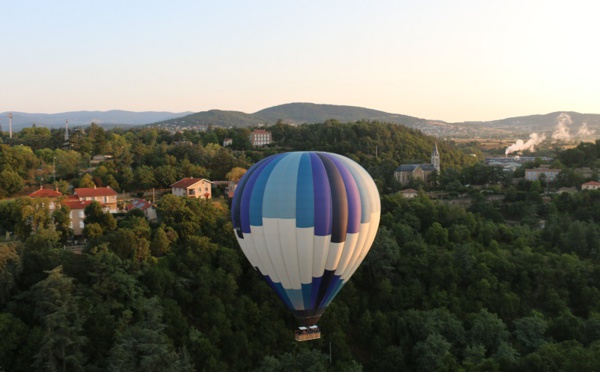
[1,123,600,370]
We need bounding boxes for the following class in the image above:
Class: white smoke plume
[552,113,573,142]
[577,122,595,137]
[505,132,547,155]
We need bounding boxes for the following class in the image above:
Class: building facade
[73,186,118,213]
[524,167,561,182]
[171,177,213,199]
[249,129,272,147]
[394,144,440,185]
[582,181,600,190]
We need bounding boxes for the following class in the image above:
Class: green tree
[150,227,171,257]
[0,169,24,196]
[514,311,548,352]
[78,173,96,188]
[52,204,73,243]
[134,165,157,190]
[30,266,87,371]
[84,201,117,234]
[107,297,193,372]
[0,241,23,306]
[414,333,453,372]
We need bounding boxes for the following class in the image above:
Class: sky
[2,0,600,122]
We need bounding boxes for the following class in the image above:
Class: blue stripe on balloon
[301,283,313,310]
[232,156,271,236]
[263,152,301,219]
[249,154,286,227]
[325,154,361,234]
[264,275,294,311]
[239,154,284,233]
[309,276,323,310]
[285,288,304,311]
[296,153,314,228]
[317,154,348,243]
[311,153,332,236]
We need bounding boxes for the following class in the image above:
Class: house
[90,154,114,166]
[525,167,561,182]
[582,181,600,190]
[171,177,212,199]
[28,186,114,236]
[249,129,272,147]
[400,188,418,198]
[394,144,440,185]
[223,138,233,147]
[126,199,157,222]
[558,187,577,194]
[63,197,110,236]
[28,186,63,211]
[74,186,118,213]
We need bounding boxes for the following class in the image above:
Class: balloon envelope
[232,152,380,326]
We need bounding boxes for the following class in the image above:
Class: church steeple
[431,143,440,173]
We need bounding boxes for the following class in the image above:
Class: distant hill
[152,103,439,133]
[5,104,600,140]
[0,110,192,132]
[254,102,428,126]
[151,109,267,128]
[465,111,600,137]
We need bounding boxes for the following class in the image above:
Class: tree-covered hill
[151,109,268,128]
[255,102,429,127]
[3,121,600,370]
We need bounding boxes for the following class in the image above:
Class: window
[188,189,195,196]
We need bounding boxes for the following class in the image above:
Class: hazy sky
[2,1,599,122]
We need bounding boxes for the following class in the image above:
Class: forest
[1,121,600,371]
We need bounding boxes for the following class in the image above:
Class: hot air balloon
[231,151,380,341]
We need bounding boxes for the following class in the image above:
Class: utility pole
[53,157,56,183]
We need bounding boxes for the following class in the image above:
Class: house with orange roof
[171,178,212,199]
[28,186,63,211]
[74,186,118,213]
[582,181,600,191]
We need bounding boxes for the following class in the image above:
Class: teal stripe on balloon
[296,153,314,228]
[263,152,301,219]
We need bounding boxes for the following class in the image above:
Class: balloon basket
[294,326,321,342]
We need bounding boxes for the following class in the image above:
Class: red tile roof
[583,181,600,186]
[171,178,211,189]
[74,186,117,197]
[63,200,104,210]
[29,187,62,198]
[126,199,154,211]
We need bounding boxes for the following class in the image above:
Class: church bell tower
[431,143,440,173]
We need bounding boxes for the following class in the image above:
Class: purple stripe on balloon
[310,153,332,236]
[317,153,347,243]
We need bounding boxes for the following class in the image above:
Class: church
[394,143,440,185]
